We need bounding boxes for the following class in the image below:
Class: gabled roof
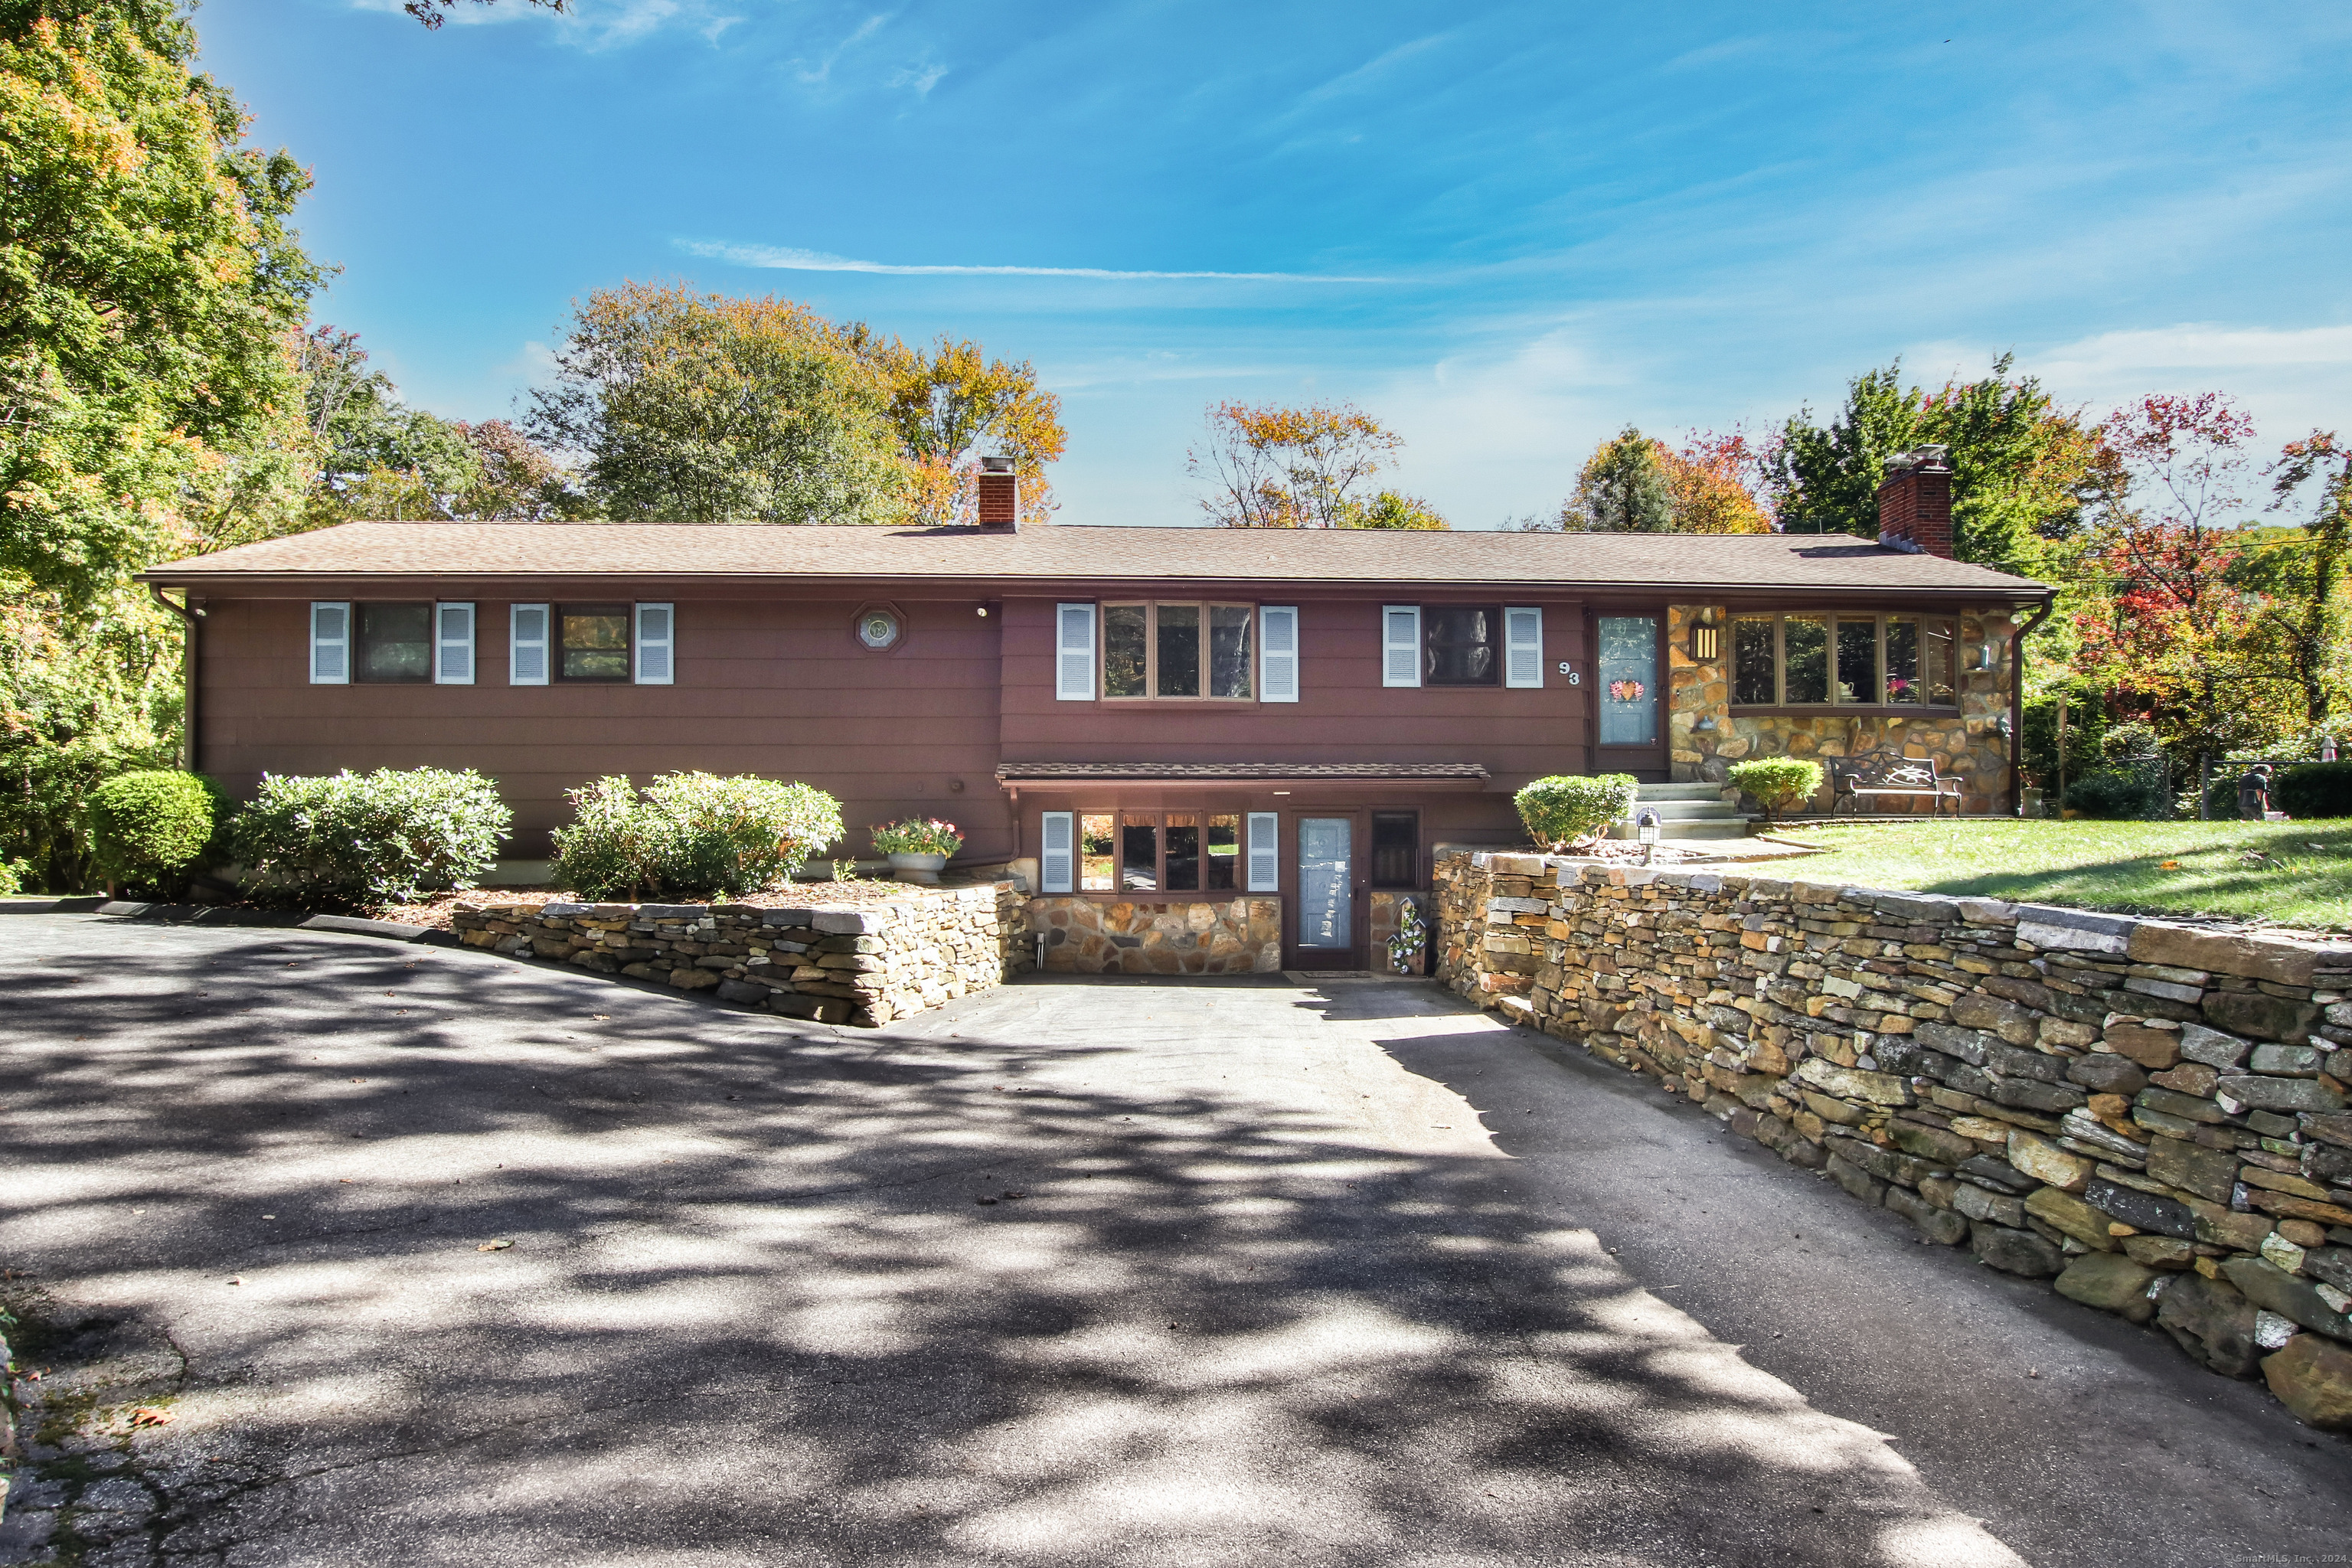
[139,519,2052,597]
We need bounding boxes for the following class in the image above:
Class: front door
[1595,612,1668,779]
[1290,815,1360,970]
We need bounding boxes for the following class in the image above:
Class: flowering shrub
[871,818,963,858]
[230,769,511,905]
[552,773,845,900]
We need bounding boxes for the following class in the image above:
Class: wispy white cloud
[792,12,890,84]
[676,239,1393,283]
[887,60,947,95]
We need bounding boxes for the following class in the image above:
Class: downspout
[147,585,201,773]
[2007,599,2053,818]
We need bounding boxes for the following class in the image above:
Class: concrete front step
[1636,782,1730,802]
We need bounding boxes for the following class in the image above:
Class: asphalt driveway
[0,913,2344,1566]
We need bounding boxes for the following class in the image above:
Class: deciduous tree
[869,335,1064,528]
[1189,401,1416,528]
[527,283,909,527]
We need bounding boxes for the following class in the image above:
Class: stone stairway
[1608,780,1751,841]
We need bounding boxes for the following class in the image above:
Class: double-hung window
[547,603,675,684]
[1382,605,1544,688]
[1730,612,1957,708]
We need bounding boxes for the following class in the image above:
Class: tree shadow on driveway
[0,919,2031,1566]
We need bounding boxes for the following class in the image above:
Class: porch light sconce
[1978,642,1999,671]
[1636,808,1663,866]
[1689,609,1720,663]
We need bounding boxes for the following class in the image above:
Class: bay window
[1731,612,1957,708]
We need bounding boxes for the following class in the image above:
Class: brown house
[141,450,2052,974]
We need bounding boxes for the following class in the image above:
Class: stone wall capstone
[1436,849,2352,1429]
[452,880,1026,1027]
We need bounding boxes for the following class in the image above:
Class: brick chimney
[976,455,1018,528]
[1876,445,1953,557]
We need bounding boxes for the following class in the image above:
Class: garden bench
[1828,751,1964,818]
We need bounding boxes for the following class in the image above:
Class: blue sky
[201,0,2352,528]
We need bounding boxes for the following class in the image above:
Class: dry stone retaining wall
[1436,850,2352,1430]
[452,881,1026,1027]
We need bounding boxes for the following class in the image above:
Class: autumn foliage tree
[870,335,1065,528]
[1188,401,1444,529]
[1537,428,1772,534]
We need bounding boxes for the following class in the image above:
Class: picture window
[1099,603,1255,699]
[1730,612,1957,707]
[1423,606,1500,686]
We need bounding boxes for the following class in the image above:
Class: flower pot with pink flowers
[871,818,964,884]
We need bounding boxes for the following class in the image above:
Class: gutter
[2008,597,2055,816]
[147,584,201,773]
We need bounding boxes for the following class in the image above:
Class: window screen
[1371,812,1419,889]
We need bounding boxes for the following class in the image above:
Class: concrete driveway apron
[0,913,2344,1566]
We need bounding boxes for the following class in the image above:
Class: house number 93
[1557,662,1580,684]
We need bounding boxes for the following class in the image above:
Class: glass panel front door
[1297,818,1353,951]
[1598,615,1660,746]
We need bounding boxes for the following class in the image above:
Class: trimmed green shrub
[85,770,224,893]
[1515,774,1638,848]
[551,772,845,900]
[230,768,511,906]
[2063,771,2158,820]
[2275,762,2352,819]
[1728,757,1824,825]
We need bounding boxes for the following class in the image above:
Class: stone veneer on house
[1435,850,2352,1429]
[452,881,1026,1027]
[1664,603,2019,815]
[1027,897,1282,974]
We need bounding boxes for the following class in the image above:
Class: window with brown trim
[1370,812,1419,888]
[1099,603,1255,699]
[1423,606,1501,686]
[354,603,434,684]
[1730,612,1957,708]
[1077,809,1242,893]
[559,603,632,682]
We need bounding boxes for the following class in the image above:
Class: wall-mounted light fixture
[1689,608,1720,663]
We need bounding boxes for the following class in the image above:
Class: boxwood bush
[1728,757,1823,825]
[230,768,511,906]
[551,773,846,900]
[2275,761,2352,819]
[85,769,227,894]
[1515,774,1638,849]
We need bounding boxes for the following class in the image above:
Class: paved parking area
[1,913,2345,1566]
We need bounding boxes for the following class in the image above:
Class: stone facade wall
[1435,850,2352,1429]
[1029,897,1281,974]
[1664,603,2017,815]
[452,881,1027,1027]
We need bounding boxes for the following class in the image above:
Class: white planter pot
[887,851,947,886]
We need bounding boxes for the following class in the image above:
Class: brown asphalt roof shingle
[140,519,2051,595]
[995,762,1491,782]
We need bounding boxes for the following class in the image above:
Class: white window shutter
[1246,812,1279,892]
[436,602,475,685]
[509,603,549,685]
[310,602,349,684]
[1383,605,1421,688]
[1056,603,1096,700]
[1259,606,1298,703]
[635,603,674,684]
[1040,812,1074,893]
[1504,606,1544,688]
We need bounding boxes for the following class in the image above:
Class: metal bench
[1829,751,1964,818]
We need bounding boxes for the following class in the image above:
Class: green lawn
[1757,818,2352,933]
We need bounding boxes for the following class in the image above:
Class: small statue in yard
[2237,764,2274,822]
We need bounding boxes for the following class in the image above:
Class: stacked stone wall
[1436,850,2352,1429]
[452,881,1026,1027]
